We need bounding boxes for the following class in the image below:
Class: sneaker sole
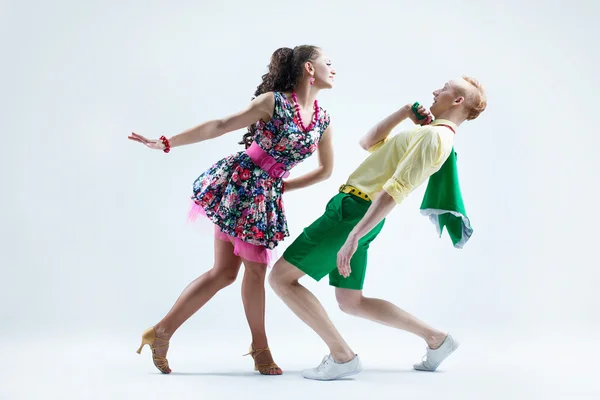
[302,368,363,381]
[413,340,460,372]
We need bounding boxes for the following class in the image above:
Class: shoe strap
[243,345,280,372]
[150,335,170,370]
[243,345,271,358]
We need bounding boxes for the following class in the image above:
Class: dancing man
[269,76,487,380]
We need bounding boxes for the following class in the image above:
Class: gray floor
[2,331,596,400]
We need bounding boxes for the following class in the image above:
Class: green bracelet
[411,102,427,120]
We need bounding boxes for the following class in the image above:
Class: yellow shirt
[345,119,457,204]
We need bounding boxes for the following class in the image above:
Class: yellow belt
[339,184,371,202]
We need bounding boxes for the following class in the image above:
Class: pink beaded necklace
[291,92,319,132]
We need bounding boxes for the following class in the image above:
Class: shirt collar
[430,119,458,133]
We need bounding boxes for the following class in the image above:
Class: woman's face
[310,50,336,89]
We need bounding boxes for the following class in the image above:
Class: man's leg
[331,283,459,371]
[268,258,354,363]
[328,217,459,371]
[268,193,370,380]
[335,288,447,348]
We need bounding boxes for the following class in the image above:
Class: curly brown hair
[238,45,321,148]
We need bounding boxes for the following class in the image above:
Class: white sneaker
[301,354,363,381]
[413,334,459,372]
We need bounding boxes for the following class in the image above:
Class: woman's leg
[241,259,282,375]
[150,238,243,363]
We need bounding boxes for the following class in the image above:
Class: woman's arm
[284,124,334,192]
[128,93,275,150]
[169,92,275,148]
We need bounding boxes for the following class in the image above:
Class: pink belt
[245,142,290,179]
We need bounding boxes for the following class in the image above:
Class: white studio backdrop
[1,0,598,365]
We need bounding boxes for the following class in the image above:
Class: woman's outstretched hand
[128,132,167,151]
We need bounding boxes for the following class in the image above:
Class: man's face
[430,79,465,117]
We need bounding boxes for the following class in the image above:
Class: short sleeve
[382,128,445,204]
[367,137,389,153]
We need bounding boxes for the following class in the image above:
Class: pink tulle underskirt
[188,201,275,266]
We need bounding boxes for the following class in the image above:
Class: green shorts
[283,192,385,290]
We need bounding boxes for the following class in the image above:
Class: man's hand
[337,236,359,278]
[406,103,433,125]
[336,192,396,278]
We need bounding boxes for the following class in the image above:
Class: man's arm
[352,126,443,241]
[336,192,396,277]
[358,103,433,152]
[336,126,444,277]
[347,191,395,242]
[358,105,411,151]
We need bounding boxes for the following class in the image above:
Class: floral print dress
[191,91,331,251]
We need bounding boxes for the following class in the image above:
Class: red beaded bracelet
[159,136,171,153]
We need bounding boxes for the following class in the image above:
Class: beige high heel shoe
[244,344,282,375]
[136,327,171,374]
